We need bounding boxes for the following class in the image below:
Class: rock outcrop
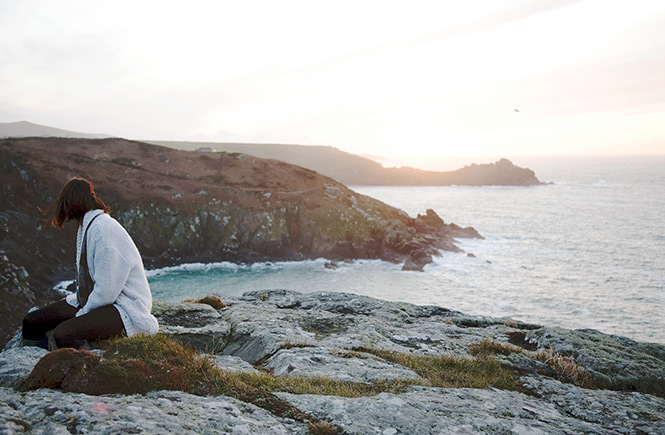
[0,251,36,351]
[2,290,663,434]
[151,300,230,353]
[0,388,309,434]
[0,137,481,347]
[525,327,665,396]
[401,249,433,271]
[277,379,665,434]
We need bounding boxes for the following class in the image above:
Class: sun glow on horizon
[1,0,664,163]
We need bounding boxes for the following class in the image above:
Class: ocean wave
[145,261,241,277]
[53,258,399,291]
[53,280,74,294]
[145,257,393,278]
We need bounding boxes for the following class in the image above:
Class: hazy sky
[1,0,664,168]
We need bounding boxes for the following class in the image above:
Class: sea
[145,155,665,344]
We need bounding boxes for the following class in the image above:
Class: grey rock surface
[278,381,665,434]
[522,375,665,434]
[526,327,665,395]
[265,347,423,383]
[209,354,260,374]
[0,346,47,388]
[0,387,308,434]
[152,299,230,353]
[2,290,665,434]
[220,289,535,365]
[401,249,433,271]
[2,328,23,351]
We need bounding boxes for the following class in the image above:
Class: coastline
[0,137,483,346]
[140,252,665,345]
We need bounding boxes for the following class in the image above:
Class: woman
[22,177,159,349]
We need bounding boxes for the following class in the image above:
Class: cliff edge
[0,137,480,346]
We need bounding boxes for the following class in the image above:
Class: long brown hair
[47,177,110,228]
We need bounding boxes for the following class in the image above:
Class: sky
[1,0,664,169]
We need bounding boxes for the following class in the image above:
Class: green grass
[97,335,525,396]
[232,370,416,397]
[96,334,335,431]
[80,335,535,432]
[354,346,527,392]
[182,295,226,310]
[468,338,523,358]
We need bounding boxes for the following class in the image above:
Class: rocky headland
[0,121,546,187]
[0,137,479,346]
[149,140,546,187]
[1,290,664,434]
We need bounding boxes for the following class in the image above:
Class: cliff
[0,137,480,346]
[1,291,664,433]
[148,140,546,186]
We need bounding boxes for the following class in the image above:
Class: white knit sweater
[66,209,159,337]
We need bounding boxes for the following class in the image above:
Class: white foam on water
[53,280,74,295]
[145,261,241,277]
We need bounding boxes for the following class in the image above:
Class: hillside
[0,121,110,139]
[148,140,545,186]
[0,137,480,346]
[0,122,544,186]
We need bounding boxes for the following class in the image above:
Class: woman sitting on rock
[22,177,159,349]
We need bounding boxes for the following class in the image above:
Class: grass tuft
[227,370,415,398]
[70,335,533,431]
[534,348,595,389]
[468,338,523,357]
[91,333,528,396]
[354,347,526,392]
[281,339,315,349]
[182,295,226,310]
[308,420,343,435]
[102,332,192,366]
[91,334,345,431]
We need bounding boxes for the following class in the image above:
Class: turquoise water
[147,155,665,344]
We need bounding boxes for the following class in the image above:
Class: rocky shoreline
[2,137,663,433]
[0,137,480,346]
[1,290,664,434]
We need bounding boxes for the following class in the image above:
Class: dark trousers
[22,299,126,349]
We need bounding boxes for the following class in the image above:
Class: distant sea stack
[381,158,543,186]
[148,140,546,186]
[0,137,480,347]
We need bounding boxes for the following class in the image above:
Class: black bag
[76,214,101,307]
